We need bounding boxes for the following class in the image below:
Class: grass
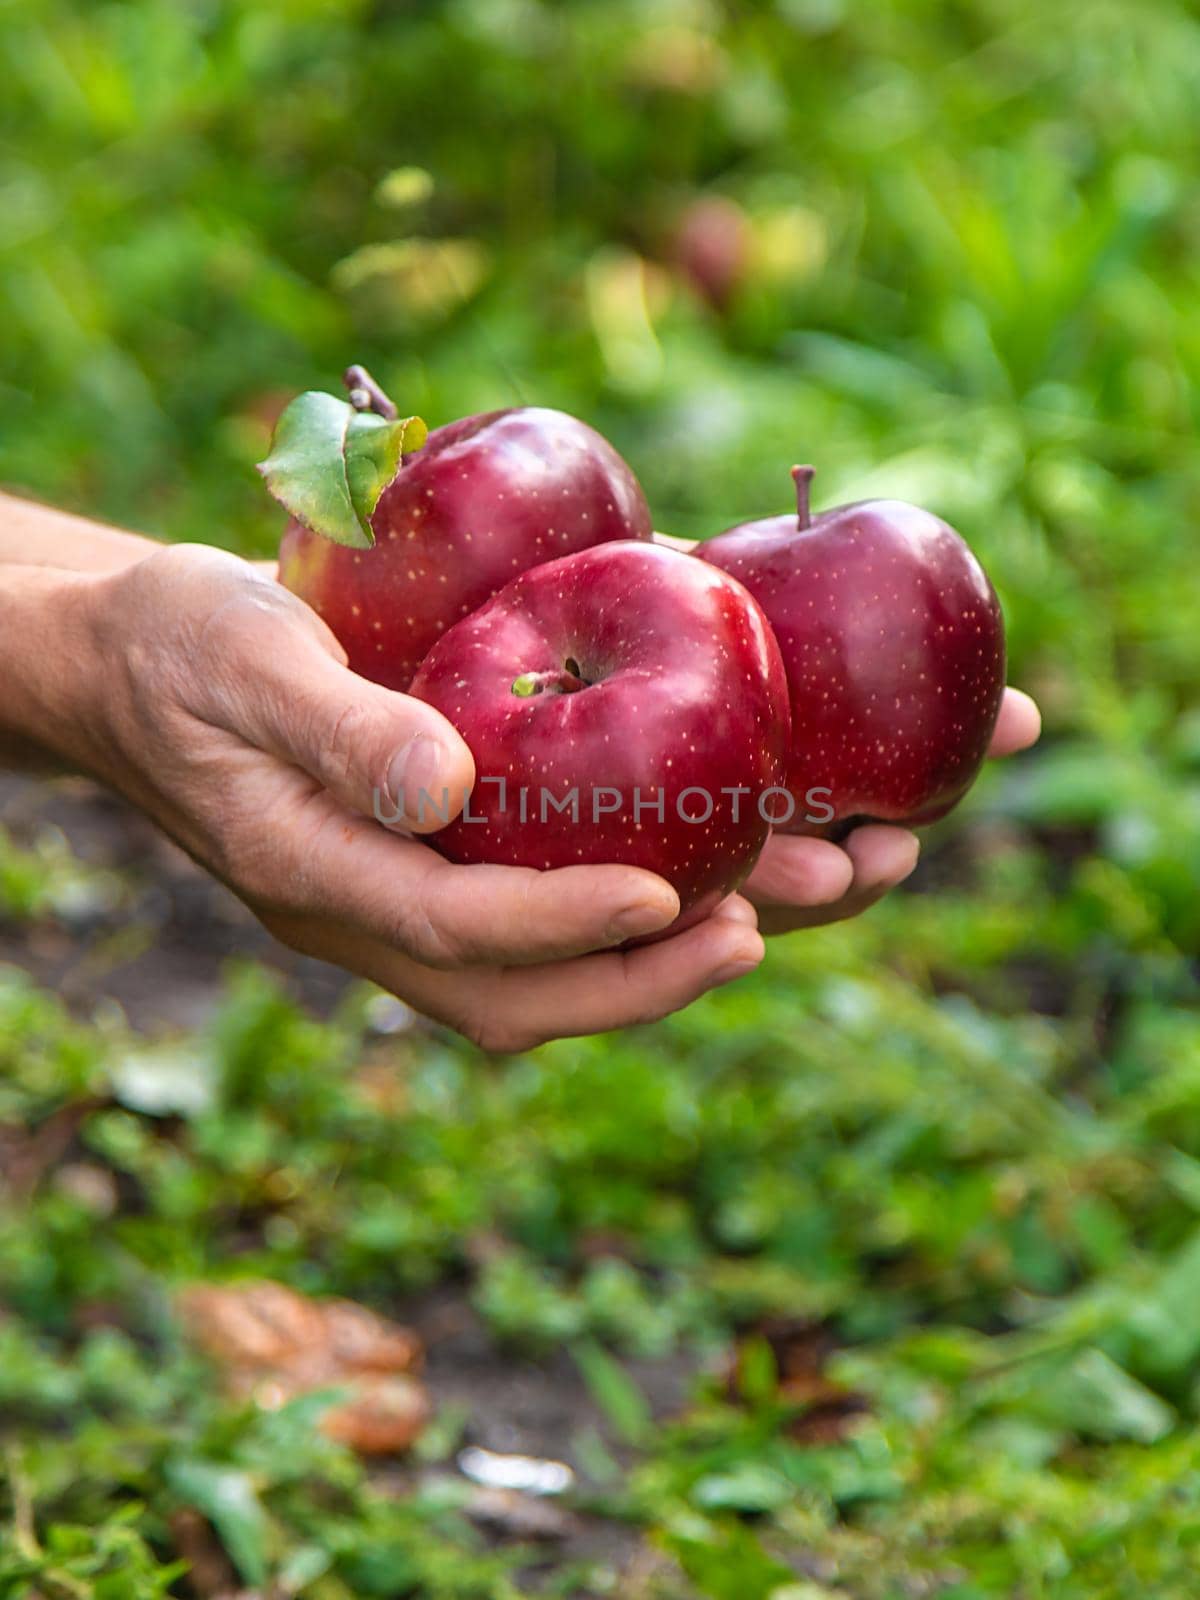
[2,0,1200,1594]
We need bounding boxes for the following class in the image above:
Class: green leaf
[666,1523,795,1600]
[572,1340,652,1446]
[278,1543,333,1590]
[1002,1349,1175,1445]
[692,1463,795,1514]
[257,390,426,550]
[736,1334,779,1409]
[164,1458,270,1586]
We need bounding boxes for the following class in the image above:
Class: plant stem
[344,364,399,420]
[5,1444,39,1560]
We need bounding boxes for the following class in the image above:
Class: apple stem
[344,364,399,420]
[791,464,816,530]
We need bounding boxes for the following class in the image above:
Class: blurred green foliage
[2,0,1199,1595]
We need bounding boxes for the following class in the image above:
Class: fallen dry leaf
[319,1373,432,1454]
[178,1279,429,1454]
[318,1294,425,1374]
[725,1316,870,1445]
[180,1280,323,1371]
[0,1095,109,1201]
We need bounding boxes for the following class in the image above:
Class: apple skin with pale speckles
[279,407,653,692]
[697,468,1005,838]
[409,542,791,933]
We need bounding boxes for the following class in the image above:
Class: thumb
[232,631,476,834]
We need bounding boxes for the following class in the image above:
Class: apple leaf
[257,390,427,549]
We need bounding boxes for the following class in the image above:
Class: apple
[278,379,653,692]
[674,195,753,312]
[697,467,1005,837]
[408,541,791,932]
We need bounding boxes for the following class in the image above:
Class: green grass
[2,0,1200,1594]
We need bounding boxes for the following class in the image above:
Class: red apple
[279,404,653,692]
[697,467,1005,837]
[408,542,791,932]
[674,195,753,312]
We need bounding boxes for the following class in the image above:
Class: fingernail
[387,735,451,825]
[608,894,679,942]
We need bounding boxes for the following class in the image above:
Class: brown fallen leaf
[180,1280,325,1371]
[725,1316,870,1445]
[318,1295,425,1375]
[178,1280,429,1455]
[319,1373,432,1454]
[0,1095,109,1202]
[179,1280,423,1377]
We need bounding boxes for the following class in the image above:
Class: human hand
[743,689,1042,934]
[54,545,764,1051]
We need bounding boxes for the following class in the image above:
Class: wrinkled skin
[410,541,791,932]
[280,407,653,692]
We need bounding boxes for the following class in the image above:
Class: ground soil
[0,773,698,1590]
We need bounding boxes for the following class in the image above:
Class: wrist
[0,565,111,771]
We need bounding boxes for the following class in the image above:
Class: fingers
[175,561,477,832]
[989,688,1041,757]
[243,780,683,966]
[465,913,765,1051]
[745,683,1040,936]
[743,835,855,910]
[749,825,919,934]
[247,649,477,834]
[841,823,921,898]
[125,544,476,833]
[392,854,683,966]
[269,902,766,1053]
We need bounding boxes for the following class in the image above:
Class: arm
[0,564,105,769]
[0,490,160,573]
[0,493,161,768]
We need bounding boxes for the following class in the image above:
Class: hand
[743,689,1042,934]
[60,546,763,1051]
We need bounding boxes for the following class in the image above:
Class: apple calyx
[511,662,589,697]
[257,363,427,551]
[791,464,816,530]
